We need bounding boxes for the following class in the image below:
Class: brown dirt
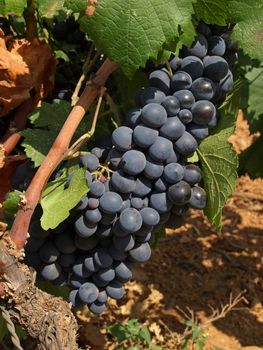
[77,114,263,350]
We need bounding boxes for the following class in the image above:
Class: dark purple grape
[189,186,207,209]
[133,124,159,148]
[121,150,146,175]
[181,56,204,80]
[191,100,216,125]
[178,109,193,124]
[141,103,167,127]
[125,108,141,128]
[184,34,208,58]
[173,90,195,109]
[208,36,226,56]
[148,137,173,162]
[183,164,201,185]
[99,191,123,214]
[78,282,99,303]
[203,56,229,81]
[171,71,192,91]
[167,181,191,205]
[161,96,180,116]
[128,243,151,263]
[174,132,198,156]
[111,170,136,194]
[191,77,216,100]
[163,163,185,184]
[149,69,171,94]
[112,126,133,151]
[149,192,172,213]
[140,87,166,105]
[80,154,99,172]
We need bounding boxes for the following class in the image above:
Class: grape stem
[65,86,106,158]
[165,60,173,77]
[9,59,118,250]
[71,48,102,106]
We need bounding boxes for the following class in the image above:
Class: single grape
[141,103,167,128]
[143,156,164,180]
[40,262,62,281]
[149,192,172,213]
[120,150,146,175]
[108,148,123,170]
[219,70,234,92]
[112,126,133,151]
[203,56,229,81]
[106,280,125,300]
[184,34,208,58]
[128,243,151,263]
[183,164,201,185]
[58,253,76,267]
[74,215,97,238]
[119,208,143,233]
[54,231,76,254]
[75,195,89,211]
[187,123,209,142]
[171,71,192,91]
[113,234,135,252]
[163,163,185,184]
[208,36,226,56]
[111,170,136,194]
[88,198,100,209]
[78,282,99,304]
[120,199,131,212]
[133,176,152,197]
[84,255,99,273]
[91,146,109,161]
[133,124,159,148]
[92,274,109,287]
[159,117,185,141]
[161,96,180,116]
[154,177,169,192]
[80,154,99,172]
[89,181,105,198]
[114,261,133,281]
[174,132,198,156]
[130,197,144,210]
[167,181,192,205]
[140,207,160,226]
[191,100,216,125]
[99,191,123,214]
[94,248,113,268]
[149,69,171,94]
[189,186,207,209]
[178,109,193,124]
[169,56,181,71]
[191,77,216,100]
[84,208,102,224]
[140,87,166,106]
[148,137,173,162]
[125,107,141,128]
[74,234,99,251]
[97,290,108,303]
[39,241,60,264]
[69,290,84,308]
[181,56,204,80]
[89,302,106,314]
[173,90,195,109]
[96,267,115,283]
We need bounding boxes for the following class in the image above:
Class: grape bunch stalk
[25,22,237,314]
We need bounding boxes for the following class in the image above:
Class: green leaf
[194,0,229,25]
[36,280,69,299]
[139,326,151,345]
[244,66,263,133]
[108,324,131,342]
[64,0,86,12]
[36,0,65,18]
[192,326,201,342]
[187,151,199,163]
[229,0,263,62]
[40,167,88,230]
[239,134,263,178]
[3,190,22,228]
[197,108,238,231]
[80,0,196,77]
[21,101,86,167]
[0,0,26,16]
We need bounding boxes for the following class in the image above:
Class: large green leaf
[21,102,86,167]
[197,81,242,231]
[40,167,88,230]
[80,0,196,77]
[0,0,26,16]
[194,0,229,25]
[229,0,263,62]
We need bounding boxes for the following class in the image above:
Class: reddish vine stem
[9,59,118,250]
[1,98,35,156]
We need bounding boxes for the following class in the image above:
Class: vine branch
[24,0,38,41]
[9,59,118,250]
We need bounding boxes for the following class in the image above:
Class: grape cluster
[25,22,236,314]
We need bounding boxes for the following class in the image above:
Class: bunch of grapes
[25,22,237,314]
